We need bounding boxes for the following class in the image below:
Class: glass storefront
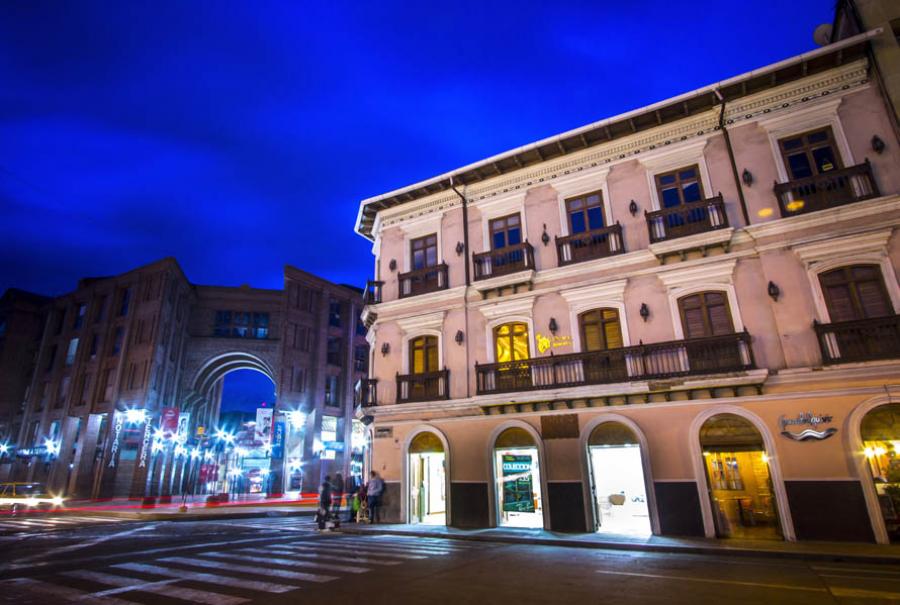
[700,414,781,540]
[588,423,650,536]
[493,428,543,528]
[861,404,900,543]
[408,432,446,525]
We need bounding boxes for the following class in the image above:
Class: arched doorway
[493,427,543,528]
[407,431,447,525]
[860,403,900,543]
[587,422,651,536]
[699,414,782,540]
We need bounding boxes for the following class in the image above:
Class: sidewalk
[336,522,900,565]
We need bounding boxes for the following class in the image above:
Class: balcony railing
[398,263,449,298]
[397,369,450,403]
[814,315,900,365]
[645,195,729,243]
[556,223,625,266]
[473,242,535,281]
[476,332,754,395]
[363,280,383,305]
[354,378,378,407]
[775,161,879,218]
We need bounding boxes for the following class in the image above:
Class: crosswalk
[0,534,485,604]
[209,516,320,533]
[0,514,131,536]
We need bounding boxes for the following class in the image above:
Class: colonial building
[0,257,368,499]
[354,28,900,543]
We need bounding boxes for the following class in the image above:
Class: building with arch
[354,23,900,543]
[0,258,368,498]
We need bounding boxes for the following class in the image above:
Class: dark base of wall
[655,481,705,537]
[450,482,490,528]
[548,482,587,533]
[379,481,401,523]
[785,480,875,542]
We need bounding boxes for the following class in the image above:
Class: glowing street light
[0,443,9,456]
[124,409,147,424]
[44,438,61,457]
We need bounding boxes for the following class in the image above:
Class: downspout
[715,89,752,227]
[450,177,472,399]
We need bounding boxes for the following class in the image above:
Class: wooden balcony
[398,263,449,299]
[397,369,450,403]
[814,315,900,365]
[354,378,378,407]
[775,161,879,218]
[645,195,728,243]
[556,223,625,266]
[363,280,383,305]
[473,242,535,281]
[476,332,754,395]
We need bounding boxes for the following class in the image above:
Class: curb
[335,526,900,566]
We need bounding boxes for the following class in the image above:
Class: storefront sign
[501,454,535,513]
[16,446,46,458]
[255,408,274,444]
[374,426,393,439]
[271,420,285,458]
[779,411,837,441]
[323,440,344,452]
[536,333,573,354]
[108,412,124,468]
[160,407,179,440]
[139,418,153,468]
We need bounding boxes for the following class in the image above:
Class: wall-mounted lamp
[380,342,390,356]
[455,241,465,256]
[872,135,886,155]
[388,259,397,272]
[455,330,465,345]
[742,169,754,187]
[548,317,558,334]
[629,200,639,216]
[639,303,650,322]
[767,281,781,302]
[541,224,550,246]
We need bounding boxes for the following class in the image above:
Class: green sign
[501,454,535,513]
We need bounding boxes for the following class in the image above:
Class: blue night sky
[1,0,835,298]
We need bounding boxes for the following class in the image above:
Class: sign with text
[271,420,285,458]
[501,454,535,513]
[779,411,837,441]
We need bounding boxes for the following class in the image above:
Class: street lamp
[125,408,147,424]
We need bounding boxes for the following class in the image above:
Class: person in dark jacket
[332,472,345,518]
[317,475,333,530]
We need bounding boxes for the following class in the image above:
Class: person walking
[366,470,384,524]
[332,472,345,519]
[317,475,333,530]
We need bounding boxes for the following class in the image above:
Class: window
[409,335,439,374]
[45,345,57,372]
[566,191,605,234]
[411,234,438,270]
[579,309,623,351]
[324,375,340,406]
[111,327,124,356]
[320,415,341,459]
[301,288,316,312]
[65,337,79,366]
[56,376,70,408]
[494,322,529,363]
[94,296,107,323]
[329,301,342,327]
[38,382,48,409]
[820,265,893,322]
[294,367,306,393]
[678,292,734,338]
[118,287,131,317]
[214,311,269,338]
[327,337,342,366]
[89,333,99,359]
[655,165,704,208]
[100,368,114,402]
[293,324,311,351]
[76,375,90,406]
[779,127,842,180]
[28,421,40,446]
[73,304,87,330]
[354,345,369,372]
[489,214,522,250]
[214,311,232,336]
[253,313,269,339]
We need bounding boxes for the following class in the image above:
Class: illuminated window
[579,309,622,351]
[494,323,529,363]
[409,336,439,374]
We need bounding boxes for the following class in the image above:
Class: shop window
[820,265,893,322]
[778,127,842,180]
[678,291,735,338]
[588,423,651,535]
[411,234,438,270]
[566,190,605,234]
[699,414,781,540]
[655,165,704,208]
[409,336,439,374]
[493,427,543,528]
[861,403,900,543]
[489,214,522,250]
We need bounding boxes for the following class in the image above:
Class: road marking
[160,556,337,583]
[295,542,428,559]
[819,572,900,583]
[207,551,370,573]
[11,524,157,565]
[63,570,249,604]
[321,538,456,555]
[829,586,900,600]
[813,565,900,577]
[263,545,401,566]
[594,569,827,592]
[0,577,135,604]
[113,562,296,593]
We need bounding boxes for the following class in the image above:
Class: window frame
[409,233,439,271]
[818,264,894,322]
[565,190,607,235]
[653,164,706,209]
[677,291,736,339]
[578,308,624,352]
[488,213,524,251]
[777,126,844,181]
[408,335,440,374]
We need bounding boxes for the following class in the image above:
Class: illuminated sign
[536,333,572,354]
[139,418,153,468]
[108,412,124,467]
[779,412,837,441]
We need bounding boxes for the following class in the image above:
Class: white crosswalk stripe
[2,535,482,604]
[0,515,130,535]
[215,516,319,532]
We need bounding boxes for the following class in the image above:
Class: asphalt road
[1,515,899,604]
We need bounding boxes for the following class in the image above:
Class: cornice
[746,194,900,242]
[791,228,894,266]
[656,257,738,289]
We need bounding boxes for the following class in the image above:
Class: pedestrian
[366,470,384,524]
[332,472,345,518]
[317,475,333,530]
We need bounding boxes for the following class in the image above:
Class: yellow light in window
[761,453,769,464]
[785,200,805,212]
[757,207,774,218]
[864,447,875,458]
[874,446,887,457]
[702,451,711,457]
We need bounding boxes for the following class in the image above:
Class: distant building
[0,257,368,499]
[354,21,900,544]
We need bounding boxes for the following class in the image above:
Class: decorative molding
[534,250,657,284]
[656,258,738,289]
[395,311,446,334]
[560,279,628,308]
[477,296,535,321]
[647,228,734,257]
[471,269,535,293]
[791,228,893,266]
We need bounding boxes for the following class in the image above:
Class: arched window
[409,335,439,374]
[588,422,651,535]
[494,323,529,363]
[820,265,892,322]
[579,309,623,351]
[493,427,543,528]
[408,431,447,526]
[860,404,900,543]
[678,291,734,339]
